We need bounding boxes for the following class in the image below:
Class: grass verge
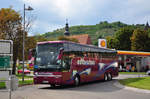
[0,82,6,89]
[119,76,150,90]
[19,80,33,86]
[0,79,33,89]
[16,74,33,79]
[119,72,146,75]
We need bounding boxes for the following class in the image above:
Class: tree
[16,36,37,60]
[0,8,23,74]
[34,35,48,42]
[131,28,150,51]
[0,8,36,74]
[112,26,134,50]
[106,36,115,48]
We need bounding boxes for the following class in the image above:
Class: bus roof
[37,41,117,54]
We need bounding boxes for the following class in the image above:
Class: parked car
[18,69,31,74]
[146,70,150,76]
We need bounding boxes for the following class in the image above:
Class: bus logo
[77,58,95,65]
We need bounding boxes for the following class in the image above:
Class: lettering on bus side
[77,58,95,66]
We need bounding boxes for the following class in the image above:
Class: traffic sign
[0,56,10,68]
[0,40,12,54]
[0,71,9,80]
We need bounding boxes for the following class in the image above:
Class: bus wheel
[104,73,108,81]
[74,76,80,86]
[107,73,112,81]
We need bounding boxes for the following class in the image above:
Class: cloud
[22,0,102,18]
[29,20,64,36]
[20,0,150,34]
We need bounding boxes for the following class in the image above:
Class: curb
[114,81,150,94]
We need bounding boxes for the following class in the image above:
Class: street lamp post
[22,4,33,82]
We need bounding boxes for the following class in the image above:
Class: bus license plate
[43,81,49,83]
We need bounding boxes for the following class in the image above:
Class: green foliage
[0,79,33,89]
[106,36,116,48]
[146,28,150,37]
[34,21,150,52]
[42,21,128,44]
[17,65,22,70]
[34,35,48,42]
[107,26,135,50]
[131,28,150,51]
[0,8,22,39]
[113,26,135,50]
[107,26,150,51]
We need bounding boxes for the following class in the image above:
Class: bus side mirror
[58,48,64,59]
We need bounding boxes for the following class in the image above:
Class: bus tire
[50,84,56,88]
[107,73,112,81]
[74,75,80,86]
[104,73,108,81]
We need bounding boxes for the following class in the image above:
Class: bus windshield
[35,43,63,70]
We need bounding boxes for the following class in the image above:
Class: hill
[41,21,134,44]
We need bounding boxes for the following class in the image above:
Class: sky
[1,0,150,36]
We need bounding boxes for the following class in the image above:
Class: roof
[68,34,92,45]
[117,50,150,56]
[37,41,65,44]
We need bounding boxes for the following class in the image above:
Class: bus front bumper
[34,75,62,85]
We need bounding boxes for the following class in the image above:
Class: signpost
[0,40,14,99]
[98,39,107,48]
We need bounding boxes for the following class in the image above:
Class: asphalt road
[0,74,150,99]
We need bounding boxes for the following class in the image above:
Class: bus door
[61,53,72,84]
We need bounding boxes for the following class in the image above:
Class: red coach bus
[34,41,118,87]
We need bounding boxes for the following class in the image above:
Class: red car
[18,69,31,74]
